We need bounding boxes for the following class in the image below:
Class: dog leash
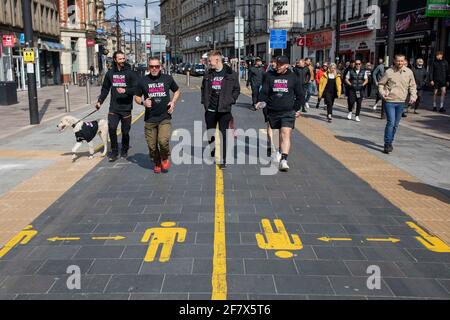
[72,109,98,128]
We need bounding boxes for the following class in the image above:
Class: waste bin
[0,81,18,105]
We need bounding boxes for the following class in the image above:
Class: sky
[105,0,161,34]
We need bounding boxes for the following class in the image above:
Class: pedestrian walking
[294,58,310,113]
[96,50,138,162]
[345,59,368,122]
[378,54,417,154]
[134,57,181,173]
[305,58,315,109]
[246,57,264,109]
[411,58,428,114]
[256,56,304,172]
[372,58,386,114]
[260,57,278,159]
[430,51,449,113]
[318,63,342,122]
[365,62,373,98]
[201,50,241,169]
[315,62,328,109]
[343,60,355,99]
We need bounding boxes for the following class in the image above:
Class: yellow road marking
[317,237,353,242]
[406,221,450,253]
[140,222,187,263]
[47,237,81,242]
[0,225,37,259]
[212,127,227,300]
[366,238,400,243]
[92,236,126,241]
[256,219,303,258]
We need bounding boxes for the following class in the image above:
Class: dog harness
[74,121,99,143]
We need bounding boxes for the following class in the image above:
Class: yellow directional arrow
[406,221,450,253]
[318,237,353,242]
[366,238,400,243]
[92,236,126,241]
[47,237,80,242]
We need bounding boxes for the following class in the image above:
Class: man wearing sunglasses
[96,50,138,162]
[345,59,368,122]
[135,57,181,173]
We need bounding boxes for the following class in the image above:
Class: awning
[41,41,67,52]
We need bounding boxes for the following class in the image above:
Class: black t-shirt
[208,69,226,112]
[137,73,179,123]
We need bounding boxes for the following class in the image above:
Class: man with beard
[96,51,138,162]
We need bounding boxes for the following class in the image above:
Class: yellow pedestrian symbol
[256,219,303,259]
[0,225,37,259]
[406,221,450,253]
[140,222,187,262]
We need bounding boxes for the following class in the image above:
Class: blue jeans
[384,102,405,145]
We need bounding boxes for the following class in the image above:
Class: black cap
[276,55,290,65]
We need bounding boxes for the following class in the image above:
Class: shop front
[376,6,432,65]
[305,30,333,64]
[338,17,376,64]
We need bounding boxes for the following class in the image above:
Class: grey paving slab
[395,262,450,279]
[328,276,394,297]
[105,275,164,293]
[295,260,351,276]
[344,261,405,278]
[0,276,57,294]
[312,246,367,261]
[244,259,298,275]
[383,277,450,298]
[74,246,125,259]
[16,293,131,300]
[49,275,111,294]
[227,275,276,294]
[36,259,94,275]
[130,293,189,300]
[139,258,194,275]
[87,259,143,275]
[162,275,211,293]
[274,275,335,295]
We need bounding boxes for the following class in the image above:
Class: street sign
[146,42,151,49]
[150,35,166,53]
[20,33,25,45]
[269,29,287,49]
[86,39,95,47]
[23,48,35,63]
[234,14,244,49]
[296,36,305,47]
[2,35,15,47]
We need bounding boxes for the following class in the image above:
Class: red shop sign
[305,31,332,49]
[86,39,96,47]
[2,34,15,47]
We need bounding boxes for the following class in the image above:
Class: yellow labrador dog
[57,115,108,160]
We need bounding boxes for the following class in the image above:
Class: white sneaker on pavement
[279,160,289,172]
[372,104,377,111]
[275,151,282,163]
[305,103,310,109]
[355,116,361,122]
[347,112,352,120]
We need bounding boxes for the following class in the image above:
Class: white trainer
[372,104,377,111]
[305,102,310,109]
[347,112,352,120]
[275,151,282,163]
[279,159,289,172]
[355,116,361,122]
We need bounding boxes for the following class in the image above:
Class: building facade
[160,0,182,64]
[59,0,106,83]
[0,0,61,88]
[304,0,379,64]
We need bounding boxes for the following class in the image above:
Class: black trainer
[120,150,128,159]
[219,163,227,169]
[388,144,393,153]
[439,108,446,113]
[108,152,118,162]
[315,102,320,109]
[433,107,437,112]
[383,145,390,154]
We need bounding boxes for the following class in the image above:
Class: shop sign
[306,31,332,49]
[426,0,450,18]
[358,41,369,50]
[378,8,431,37]
[2,35,15,47]
[86,39,96,47]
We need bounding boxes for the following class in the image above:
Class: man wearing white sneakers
[345,60,368,122]
[256,56,304,172]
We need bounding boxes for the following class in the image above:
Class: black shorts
[263,107,269,123]
[434,81,446,90]
[267,110,296,129]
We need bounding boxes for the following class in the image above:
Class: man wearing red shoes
[135,57,181,173]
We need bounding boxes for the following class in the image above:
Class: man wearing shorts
[256,56,304,172]
[430,51,449,113]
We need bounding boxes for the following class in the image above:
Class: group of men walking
[95,49,444,173]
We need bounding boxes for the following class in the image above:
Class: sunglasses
[356,63,361,65]
[149,65,161,69]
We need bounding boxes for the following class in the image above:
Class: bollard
[86,77,91,104]
[64,83,71,112]
[186,70,190,87]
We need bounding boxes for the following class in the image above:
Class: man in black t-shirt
[135,57,181,173]
[201,50,240,169]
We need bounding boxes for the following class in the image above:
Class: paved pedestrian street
[0,80,449,301]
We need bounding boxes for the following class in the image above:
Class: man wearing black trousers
[201,50,241,169]
[96,51,138,162]
[345,59,368,122]
[247,57,264,109]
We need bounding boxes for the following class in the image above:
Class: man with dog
[135,57,181,173]
[96,50,138,162]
